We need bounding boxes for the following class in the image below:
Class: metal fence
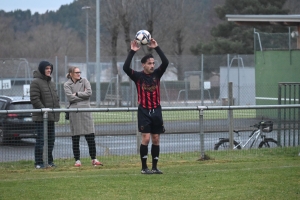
[1,29,298,107]
[0,105,299,167]
[254,29,299,51]
[0,54,256,107]
[1,54,285,107]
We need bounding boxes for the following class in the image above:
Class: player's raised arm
[152,39,169,73]
[123,40,139,75]
[131,40,140,51]
[147,38,158,49]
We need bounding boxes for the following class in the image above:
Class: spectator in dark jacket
[30,61,60,169]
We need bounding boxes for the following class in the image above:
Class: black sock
[140,144,148,169]
[151,144,159,169]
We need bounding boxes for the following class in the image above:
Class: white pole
[96,0,101,107]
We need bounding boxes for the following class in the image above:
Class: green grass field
[0,147,299,200]
[58,109,257,124]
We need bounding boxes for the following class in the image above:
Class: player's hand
[147,38,158,48]
[131,40,140,51]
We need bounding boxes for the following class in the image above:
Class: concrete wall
[220,66,256,105]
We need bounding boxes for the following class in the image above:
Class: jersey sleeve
[154,46,169,78]
[123,50,137,81]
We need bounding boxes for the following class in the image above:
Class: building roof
[226,15,300,26]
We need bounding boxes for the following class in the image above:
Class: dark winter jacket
[30,70,60,122]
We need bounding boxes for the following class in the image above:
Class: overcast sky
[0,0,74,14]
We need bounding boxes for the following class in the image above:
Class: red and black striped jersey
[123,46,169,109]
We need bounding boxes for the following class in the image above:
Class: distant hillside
[1,0,297,59]
[1,1,222,37]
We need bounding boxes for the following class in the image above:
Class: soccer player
[123,38,169,174]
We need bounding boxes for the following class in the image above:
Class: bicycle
[214,121,279,150]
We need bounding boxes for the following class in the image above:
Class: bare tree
[118,0,136,53]
[14,23,83,58]
[164,0,190,81]
[100,0,123,106]
[0,17,16,58]
[0,0,226,81]
[101,1,122,76]
[131,0,165,55]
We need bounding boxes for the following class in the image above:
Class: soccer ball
[135,30,151,45]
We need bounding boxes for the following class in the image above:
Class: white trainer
[74,160,81,167]
[92,159,103,166]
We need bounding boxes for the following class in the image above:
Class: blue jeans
[34,121,55,165]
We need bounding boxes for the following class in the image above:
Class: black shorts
[138,105,165,134]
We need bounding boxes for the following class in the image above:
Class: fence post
[201,54,204,106]
[116,75,119,107]
[199,107,205,159]
[228,82,234,149]
[278,83,282,146]
[43,109,49,167]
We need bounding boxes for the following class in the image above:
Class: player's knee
[151,134,160,145]
[141,134,151,145]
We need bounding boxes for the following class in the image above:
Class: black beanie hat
[38,61,53,76]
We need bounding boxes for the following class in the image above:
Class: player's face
[45,66,52,77]
[71,68,81,81]
[142,58,155,74]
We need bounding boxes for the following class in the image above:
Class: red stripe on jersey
[141,85,146,108]
[155,81,160,107]
[146,90,151,109]
[136,80,141,105]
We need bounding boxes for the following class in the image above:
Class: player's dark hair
[141,54,154,64]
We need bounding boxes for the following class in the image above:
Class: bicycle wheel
[214,139,241,150]
[258,138,279,148]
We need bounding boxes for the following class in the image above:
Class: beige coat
[63,78,95,136]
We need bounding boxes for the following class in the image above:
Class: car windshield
[9,102,33,110]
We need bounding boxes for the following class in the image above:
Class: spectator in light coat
[64,66,103,167]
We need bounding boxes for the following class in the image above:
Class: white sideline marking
[0,165,299,182]
[256,97,299,101]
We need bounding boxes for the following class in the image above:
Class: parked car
[0,95,36,144]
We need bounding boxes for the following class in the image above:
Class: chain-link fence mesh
[1,28,298,106]
[1,49,299,168]
[0,54,260,107]
[0,106,299,167]
[254,30,298,50]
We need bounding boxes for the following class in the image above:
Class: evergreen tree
[190,0,289,55]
